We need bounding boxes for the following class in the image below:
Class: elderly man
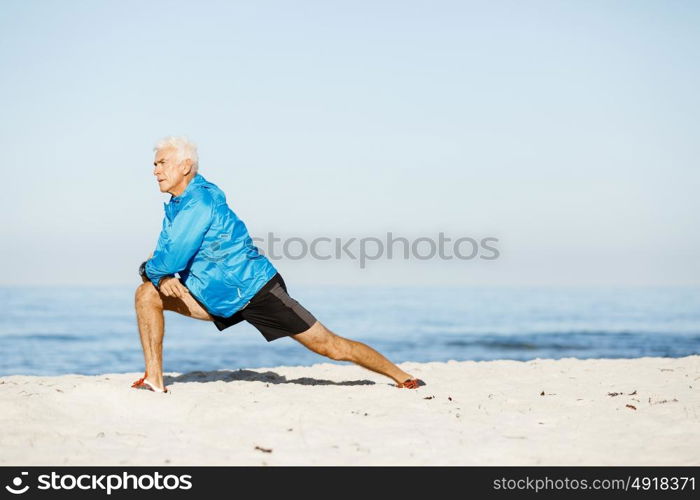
[134,136,424,393]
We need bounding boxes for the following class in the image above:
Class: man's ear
[181,158,194,176]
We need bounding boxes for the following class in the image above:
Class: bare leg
[291,320,416,386]
[134,280,214,390]
[134,280,419,389]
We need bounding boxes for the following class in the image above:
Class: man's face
[152,147,192,196]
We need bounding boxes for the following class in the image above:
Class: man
[134,136,424,393]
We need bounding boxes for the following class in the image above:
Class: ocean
[1,285,698,376]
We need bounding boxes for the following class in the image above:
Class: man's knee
[293,323,351,360]
[135,281,162,308]
[320,335,352,361]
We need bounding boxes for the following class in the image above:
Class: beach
[1,355,698,466]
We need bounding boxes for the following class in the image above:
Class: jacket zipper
[237,288,250,309]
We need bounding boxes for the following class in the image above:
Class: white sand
[1,355,698,465]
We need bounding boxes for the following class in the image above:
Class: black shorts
[208,272,318,342]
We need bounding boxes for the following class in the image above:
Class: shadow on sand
[164,369,376,387]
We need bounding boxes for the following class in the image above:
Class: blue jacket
[144,173,278,317]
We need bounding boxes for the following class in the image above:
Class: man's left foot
[131,372,148,388]
[131,372,169,393]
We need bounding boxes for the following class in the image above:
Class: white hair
[154,136,199,173]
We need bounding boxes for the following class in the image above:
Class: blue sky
[1,0,698,286]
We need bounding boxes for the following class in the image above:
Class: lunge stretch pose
[134,136,424,393]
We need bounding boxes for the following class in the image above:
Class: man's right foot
[396,378,425,389]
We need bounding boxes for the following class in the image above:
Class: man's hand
[158,276,190,298]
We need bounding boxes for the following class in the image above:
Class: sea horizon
[1,284,698,377]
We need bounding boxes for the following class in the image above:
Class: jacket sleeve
[145,195,214,289]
